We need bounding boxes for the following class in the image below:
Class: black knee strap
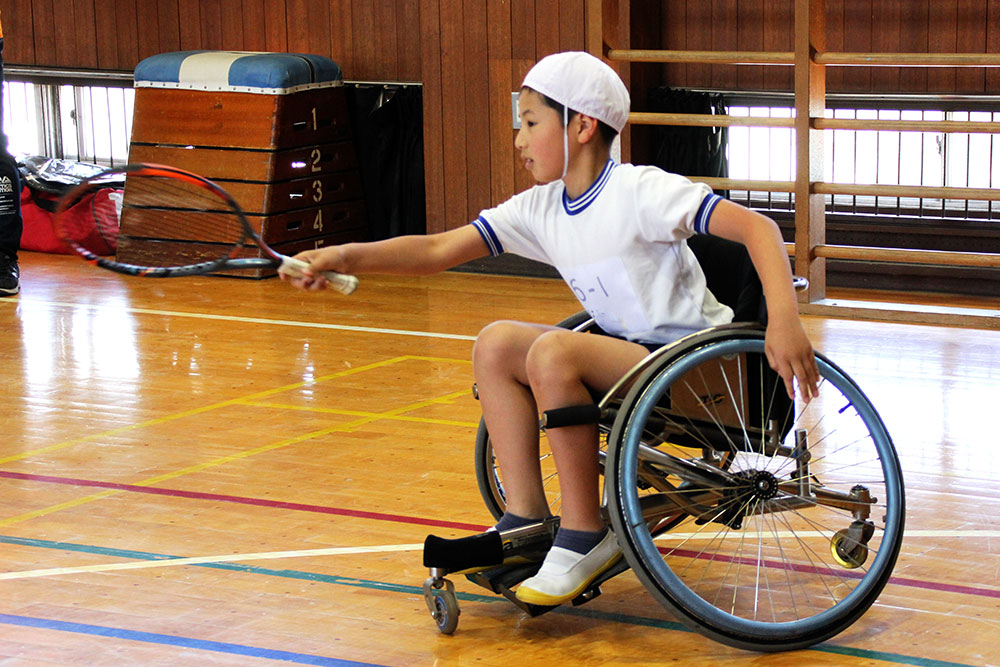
[540,404,603,430]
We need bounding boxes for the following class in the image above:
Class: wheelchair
[422,235,905,652]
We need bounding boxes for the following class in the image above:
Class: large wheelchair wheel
[606,330,904,651]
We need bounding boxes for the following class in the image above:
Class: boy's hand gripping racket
[54,162,358,295]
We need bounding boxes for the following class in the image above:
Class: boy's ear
[575,114,601,144]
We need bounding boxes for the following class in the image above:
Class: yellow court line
[0,355,450,466]
[243,402,479,429]
[0,543,425,581]
[0,386,478,527]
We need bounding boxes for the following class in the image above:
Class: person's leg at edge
[473,320,558,528]
[516,329,650,604]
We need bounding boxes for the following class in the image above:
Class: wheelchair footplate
[467,554,630,616]
[421,517,629,633]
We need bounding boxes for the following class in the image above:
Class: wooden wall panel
[762,0,794,91]
[263,0,288,53]
[558,0,585,52]
[177,0,202,51]
[661,0,686,87]
[240,0,266,52]
[93,0,119,68]
[928,1,958,93]
[823,0,845,92]
[898,0,929,92]
[418,0,444,234]
[510,0,539,199]
[684,1,711,92]
[218,0,246,56]
[27,0,52,65]
[1,0,993,238]
[652,0,998,95]
[463,1,490,226]
[711,0,739,90]
[841,0,872,92]
[955,0,987,93]
[438,0,468,230]
[736,0,764,92]
[70,0,98,68]
[989,0,1000,92]
[487,0,514,211]
[871,0,901,92]
[114,0,140,66]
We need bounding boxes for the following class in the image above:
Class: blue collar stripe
[473,217,504,256]
[563,160,616,216]
[694,194,723,235]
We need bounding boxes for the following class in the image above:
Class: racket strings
[121,175,245,244]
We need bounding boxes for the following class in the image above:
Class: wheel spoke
[608,334,904,651]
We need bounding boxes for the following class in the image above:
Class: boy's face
[515,89,567,184]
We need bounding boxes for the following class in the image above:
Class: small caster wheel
[430,588,460,634]
[831,528,869,569]
[423,576,460,634]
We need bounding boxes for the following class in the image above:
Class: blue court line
[0,534,979,667]
[0,613,382,666]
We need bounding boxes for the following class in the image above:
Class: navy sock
[553,526,608,555]
[494,511,545,533]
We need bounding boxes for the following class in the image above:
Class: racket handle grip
[280,256,359,295]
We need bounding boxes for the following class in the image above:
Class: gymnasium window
[1,75,997,223]
[2,72,134,167]
[725,99,1000,222]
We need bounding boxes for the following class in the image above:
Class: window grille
[2,73,134,167]
[726,102,1000,222]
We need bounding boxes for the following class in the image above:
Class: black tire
[606,331,904,651]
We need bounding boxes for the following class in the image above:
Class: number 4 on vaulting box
[124,50,368,277]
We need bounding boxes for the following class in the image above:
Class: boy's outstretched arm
[704,199,819,401]
[280,225,490,290]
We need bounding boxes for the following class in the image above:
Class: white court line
[7,529,991,581]
[0,543,424,581]
[5,298,478,341]
[656,529,1000,541]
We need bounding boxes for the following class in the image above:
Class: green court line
[0,534,978,667]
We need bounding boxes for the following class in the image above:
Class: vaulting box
[123,50,367,276]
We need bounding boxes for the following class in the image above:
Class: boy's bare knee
[474,321,526,374]
[525,329,581,391]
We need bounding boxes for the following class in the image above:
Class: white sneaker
[515,530,621,606]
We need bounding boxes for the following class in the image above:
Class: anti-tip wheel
[831,528,870,569]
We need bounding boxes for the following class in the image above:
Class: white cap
[522,51,630,133]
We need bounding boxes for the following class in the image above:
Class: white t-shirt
[472,160,733,344]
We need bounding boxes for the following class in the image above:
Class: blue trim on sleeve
[694,194,723,235]
[472,217,504,257]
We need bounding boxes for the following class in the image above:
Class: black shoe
[0,252,19,296]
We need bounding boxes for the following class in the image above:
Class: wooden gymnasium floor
[1,251,998,666]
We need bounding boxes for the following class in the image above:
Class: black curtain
[347,84,425,240]
[647,87,728,196]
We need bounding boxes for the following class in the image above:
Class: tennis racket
[53,162,359,295]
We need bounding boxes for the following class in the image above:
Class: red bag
[20,185,121,255]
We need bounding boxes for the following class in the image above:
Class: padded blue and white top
[134,51,343,94]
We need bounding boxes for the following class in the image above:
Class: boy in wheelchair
[283,51,819,607]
